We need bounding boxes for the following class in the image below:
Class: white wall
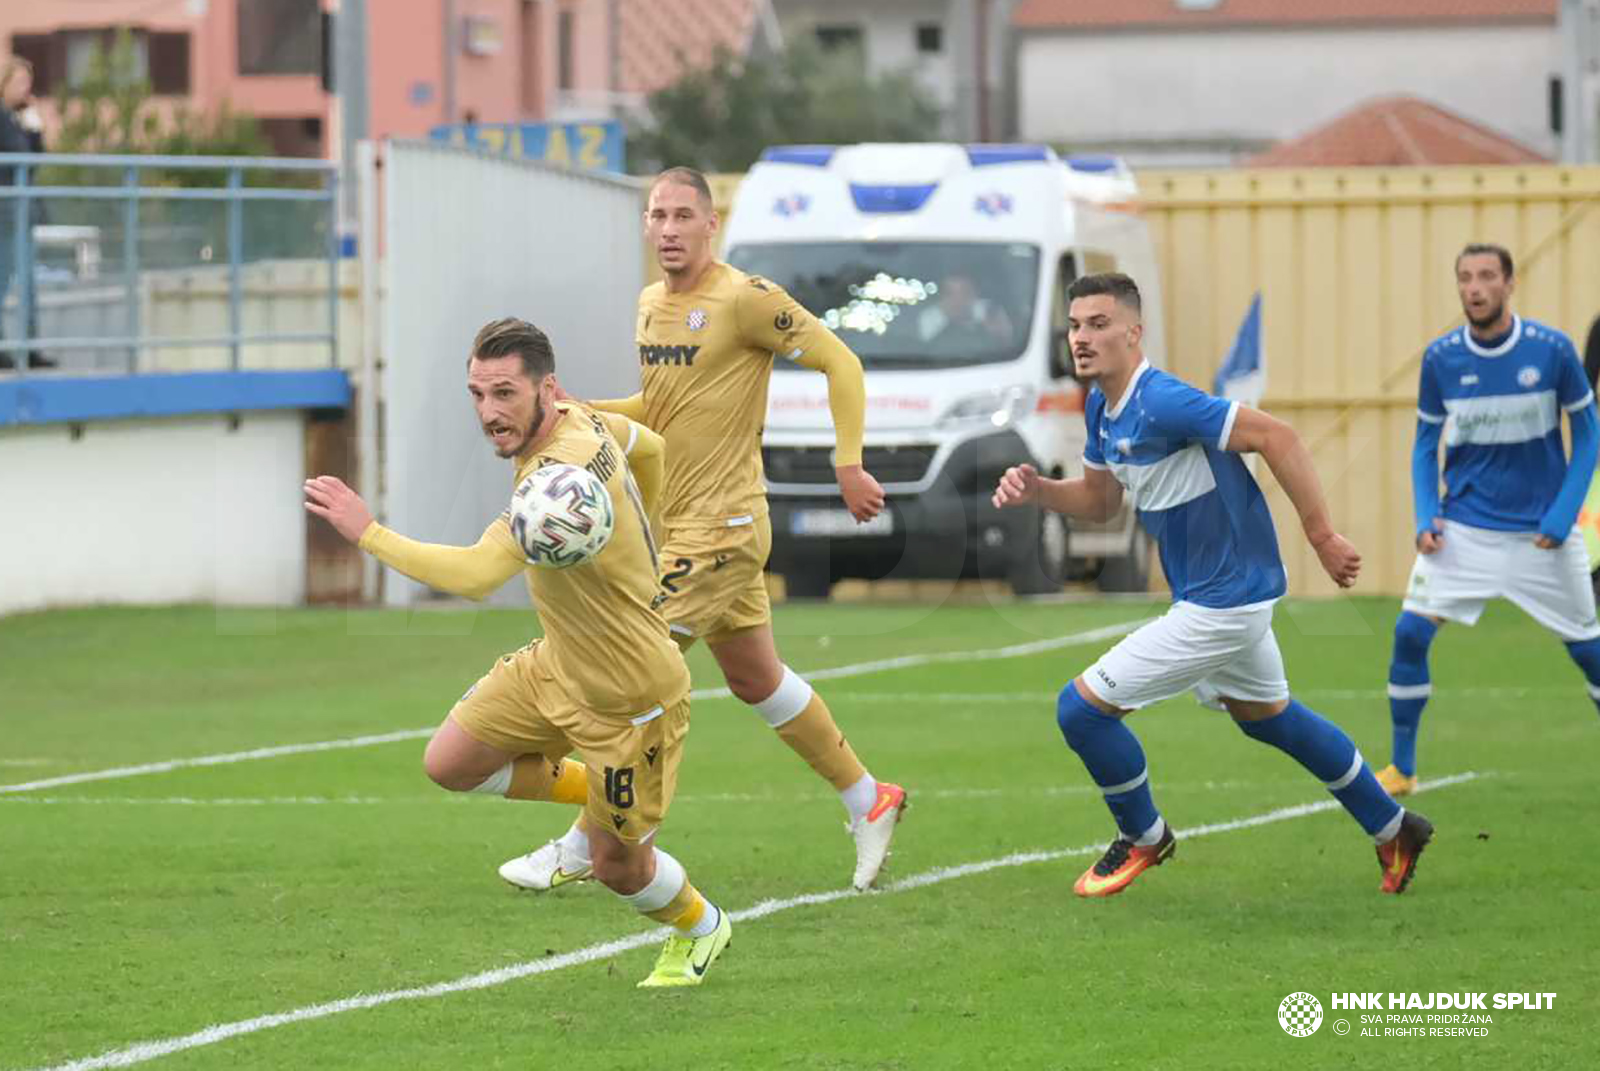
[779,0,958,107]
[0,414,307,615]
[382,142,646,607]
[36,259,361,377]
[1019,24,1558,165]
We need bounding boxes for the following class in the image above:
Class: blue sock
[1056,681,1162,842]
[1564,637,1600,716]
[1388,611,1438,776]
[1237,699,1402,841]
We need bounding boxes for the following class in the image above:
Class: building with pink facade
[4,0,766,162]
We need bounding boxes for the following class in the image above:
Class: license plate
[790,509,895,538]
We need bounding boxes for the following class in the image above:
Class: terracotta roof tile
[1245,96,1549,167]
[618,0,759,95]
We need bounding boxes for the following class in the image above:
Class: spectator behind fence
[1,55,49,369]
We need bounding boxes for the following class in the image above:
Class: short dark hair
[649,166,714,209]
[1456,243,1514,279]
[1067,272,1142,315]
[469,317,555,379]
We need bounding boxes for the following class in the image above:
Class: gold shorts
[450,642,690,844]
[656,516,773,646]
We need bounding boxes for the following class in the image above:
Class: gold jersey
[361,402,688,717]
[633,261,864,527]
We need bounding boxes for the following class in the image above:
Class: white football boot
[498,827,593,892]
[848,782,908,890]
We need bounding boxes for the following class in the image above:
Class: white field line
[820,686,1574,704]
[27,770,1479,1071]
[0,729,438,796]
[0,796,395,807]
[1,779,1317,808]
[0,618,1151,796]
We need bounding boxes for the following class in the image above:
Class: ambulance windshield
[728,241,1039,368]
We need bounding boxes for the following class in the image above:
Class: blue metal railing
[0,152,339,374]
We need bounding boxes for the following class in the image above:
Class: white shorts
[1402,520,1600,641]
[1080,600,1291,712]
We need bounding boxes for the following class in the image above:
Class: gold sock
[506,756,588,803]
[775,694,868,791]
[645,881,708,932]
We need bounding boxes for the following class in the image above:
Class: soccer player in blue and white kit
[1375,244,1600,797]
[993,273,1433,897]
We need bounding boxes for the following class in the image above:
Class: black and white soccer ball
[510,463,615,569]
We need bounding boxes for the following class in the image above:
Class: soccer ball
[509,463,615,568]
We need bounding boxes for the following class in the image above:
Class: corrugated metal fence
[1141,166,1600,596]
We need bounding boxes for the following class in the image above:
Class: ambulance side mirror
[1050,328,1076,381]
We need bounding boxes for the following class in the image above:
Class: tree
[47,28,275,183]
[627,41,942,173]
[41,29,319,264]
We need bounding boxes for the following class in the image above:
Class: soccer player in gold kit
[501,168,908,893]
[304,318,731,987]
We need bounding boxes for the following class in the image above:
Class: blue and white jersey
[1418,316,1595,532]
[1084,362,1286,609]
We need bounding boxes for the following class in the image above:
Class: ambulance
[722,143,1164,597]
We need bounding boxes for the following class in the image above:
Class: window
[149,32,190,94]
[10,29,189,95]
[65,30,148,89]
[815,25,863,54]
[13,27,188,94]
[557,7,574,91]
[915,24,942,54]
[9,33,57,96]
[238,0,321,76]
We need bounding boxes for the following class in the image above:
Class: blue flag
[1214,292,1265,405]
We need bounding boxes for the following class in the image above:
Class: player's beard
[1465,301,1506,331]
[491,392,546,460]
[511,393,546,458]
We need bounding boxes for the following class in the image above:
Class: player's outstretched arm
[1536,403,1600,548]
[992,464,1122,522]
[1225,407,1361,588]
[303,475,525,600]
[583,391,649,425]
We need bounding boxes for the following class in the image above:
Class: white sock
[558,821,592,863]
[1373,809,1405,846]
[840,772,878,822]
[751,665,814,728]
[619,848,687,913]
[469,763,513,796]
[685,902,722,939]
[1133,816,1166,847]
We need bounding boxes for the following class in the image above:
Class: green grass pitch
[3,596,1598,1070]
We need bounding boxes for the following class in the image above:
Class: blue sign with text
[429,120,625,173]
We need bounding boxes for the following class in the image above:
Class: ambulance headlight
[939,385,1037,430]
